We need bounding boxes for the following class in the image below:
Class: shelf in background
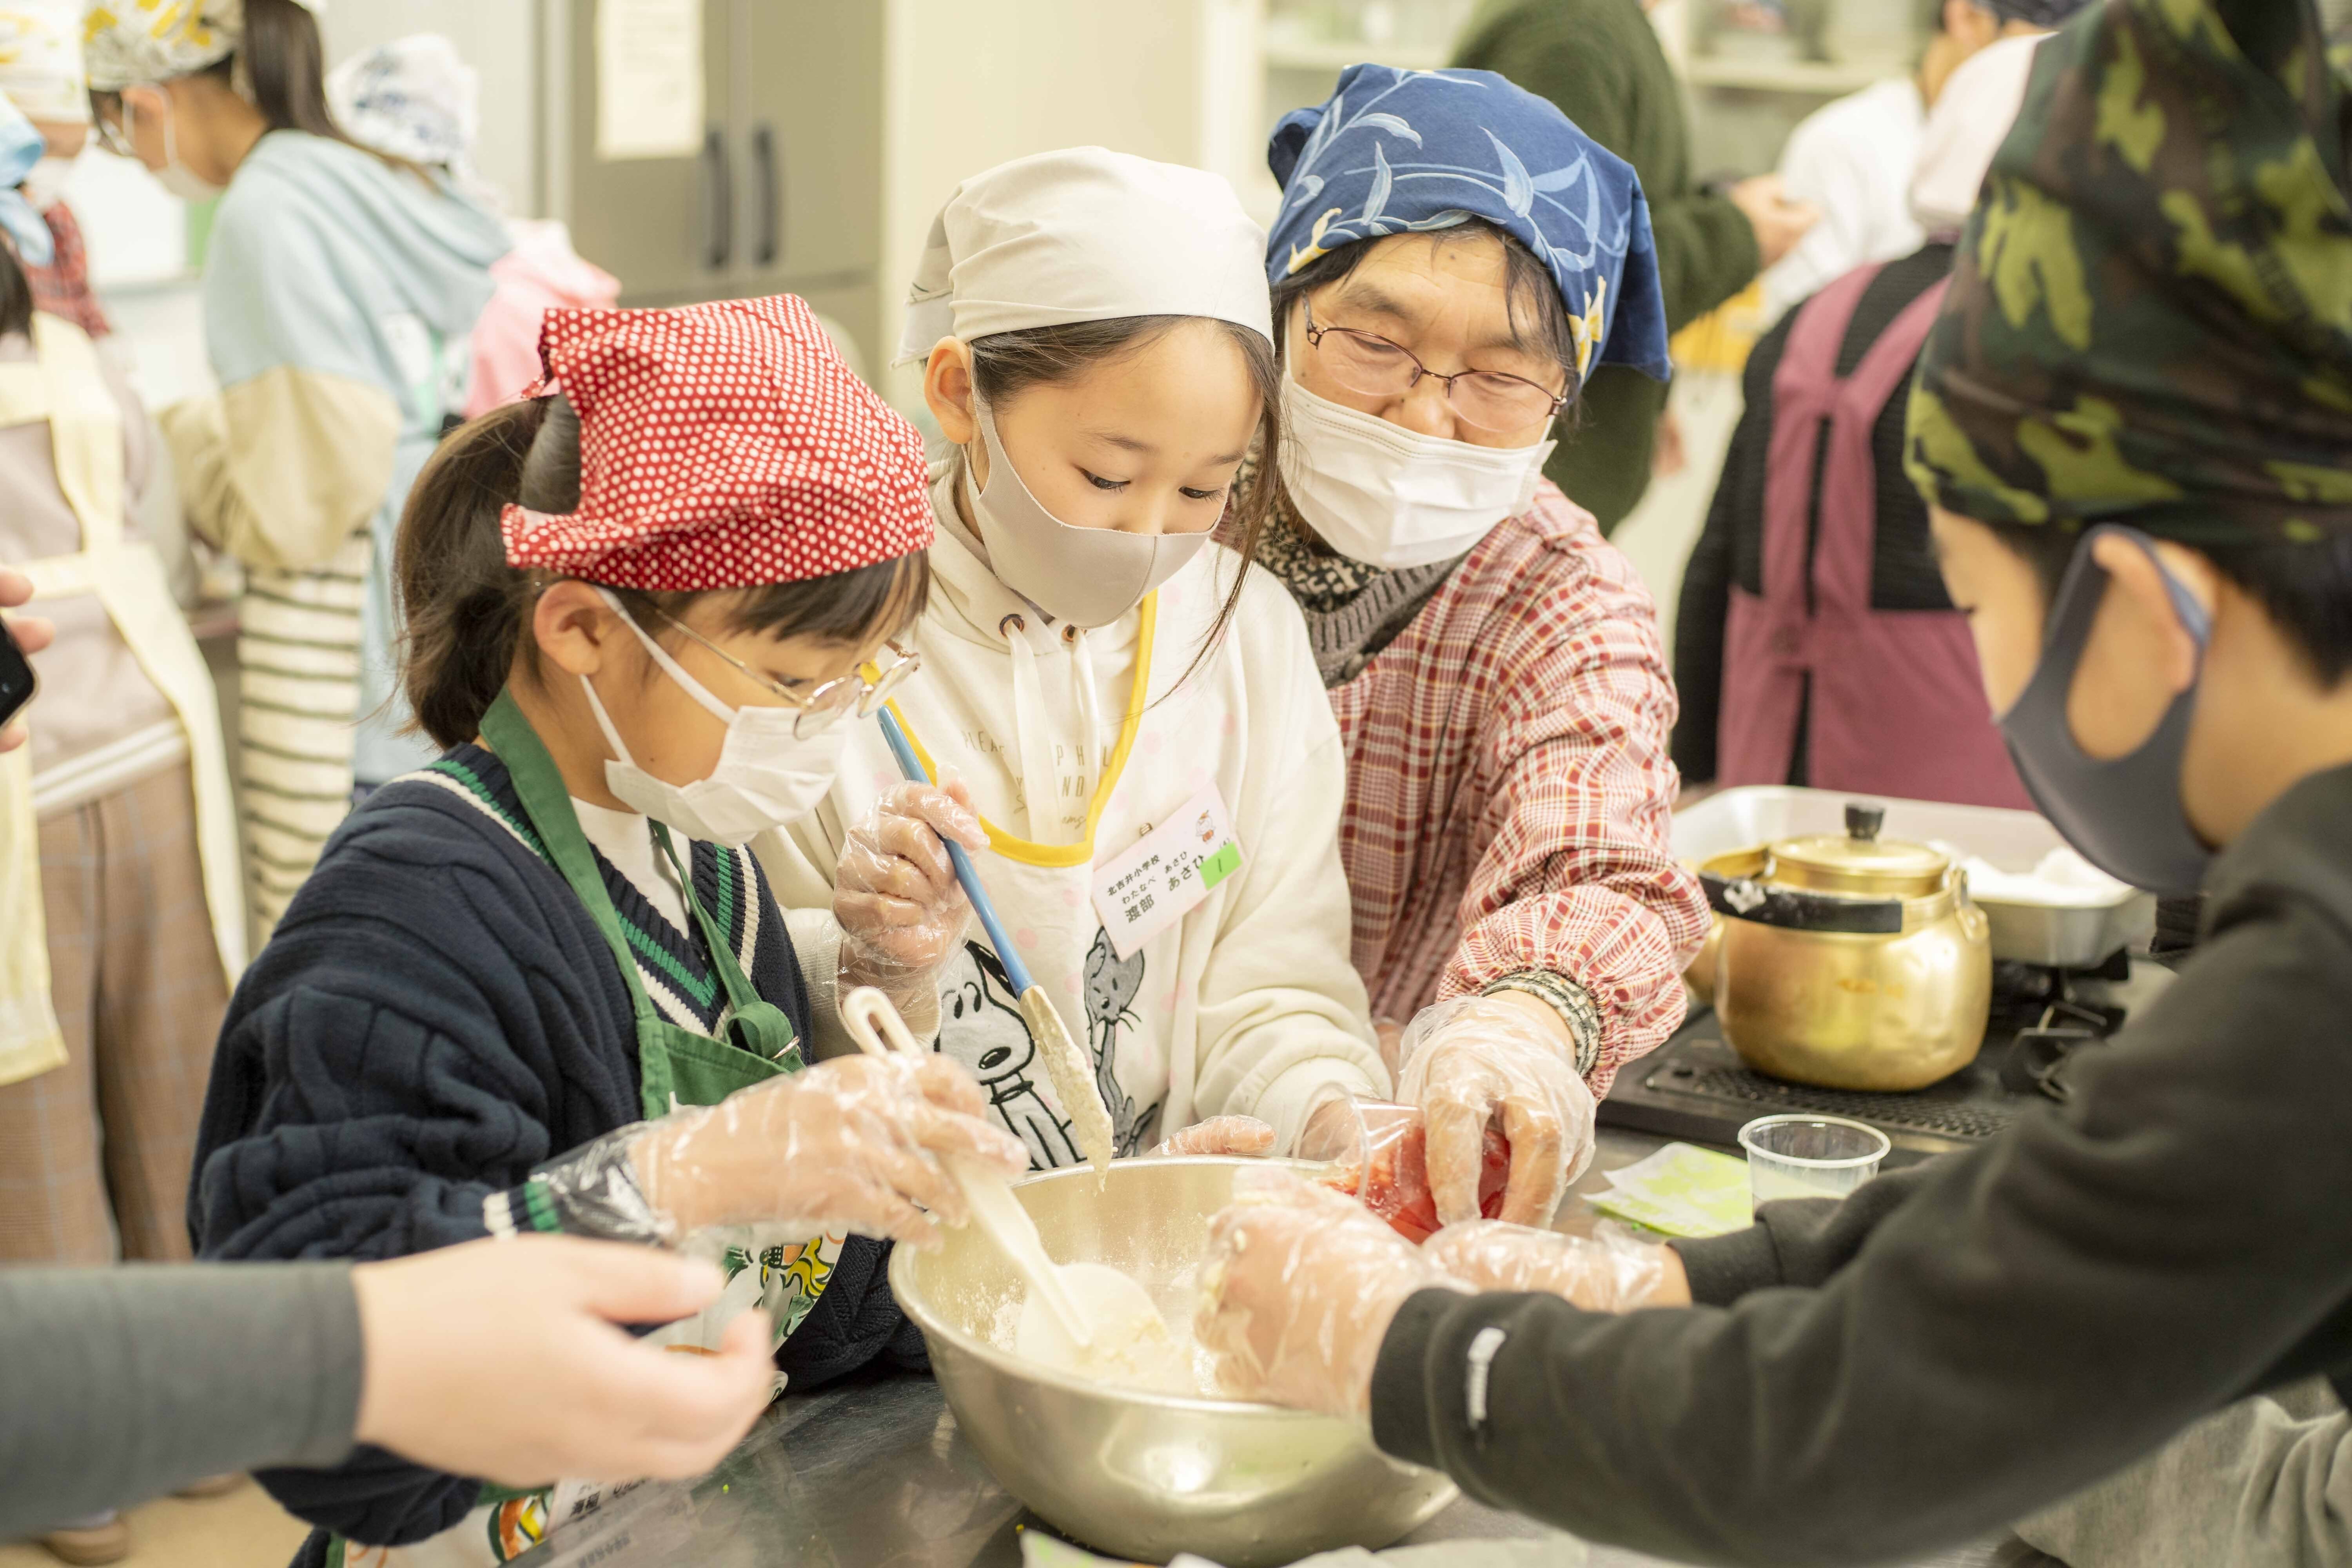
[1684,55,1897,94]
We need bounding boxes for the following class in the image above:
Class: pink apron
[1718,263,2029,809]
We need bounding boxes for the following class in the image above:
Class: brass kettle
[1702,803,1991,1092]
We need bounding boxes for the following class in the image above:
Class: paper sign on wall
[1090,785,1244,960]
[596,0,704,163]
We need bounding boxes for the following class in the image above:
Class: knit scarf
[1250,484,1464,689]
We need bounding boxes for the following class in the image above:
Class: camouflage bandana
[1906,0,2352,545]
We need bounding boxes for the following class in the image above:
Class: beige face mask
[964,395,1214,629]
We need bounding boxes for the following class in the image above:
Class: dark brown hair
[968,315,1281,683]
[95,0,416,177]
[0,237,31,340]
[396,395,932,749]
[1269,217,1586,417]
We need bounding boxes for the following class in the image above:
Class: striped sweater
[190,744,922,1552]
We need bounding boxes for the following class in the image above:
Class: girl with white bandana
[759,148,1387,1167]
[82,0,510,937]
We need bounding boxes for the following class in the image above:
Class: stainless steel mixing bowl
[890,1157,1458,1567]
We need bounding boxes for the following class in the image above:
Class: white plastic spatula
[840,988,1159,1352]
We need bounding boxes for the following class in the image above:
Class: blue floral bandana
[1266,65,1670,382]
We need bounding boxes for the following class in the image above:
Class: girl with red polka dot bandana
[184,294,1025,1568]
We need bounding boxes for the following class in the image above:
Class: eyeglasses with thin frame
[1302,296,1570,434]
[652,607,921,740]
[91,95,137,160]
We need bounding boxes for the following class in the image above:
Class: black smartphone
[0,619,37,732]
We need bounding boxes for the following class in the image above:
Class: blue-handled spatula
[875,707,1115,1171]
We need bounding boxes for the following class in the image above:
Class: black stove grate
[1668,1063,2020,1140]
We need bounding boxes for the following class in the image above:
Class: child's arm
[1192,646,1388,1152]
[190,811,647,1546]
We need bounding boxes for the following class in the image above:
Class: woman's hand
[1194,1169,1465,1419]
[631,1054,1027,1247]
[835,780,987,1027]
[1398,994,1598,1229]
[350,1237,775,1486]
[0,565,54,755]
[1421,1220,1684,1311]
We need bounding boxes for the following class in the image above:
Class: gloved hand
[835,779,988,1030]
[1150,1115,1276,1158]
[1194,1167,1467,1419]
[618,1054,1027,1248]
[1397,995,1598,1229]
[1421,1220,1671,1312]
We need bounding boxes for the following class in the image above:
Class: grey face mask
[1998,525,2214,897]
[966,397,1214,629]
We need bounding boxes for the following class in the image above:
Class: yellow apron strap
[0,743,66,1089]
[11,316,248,982]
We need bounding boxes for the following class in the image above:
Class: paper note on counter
[596,0,704,162]
[1586,1143,1753,1238]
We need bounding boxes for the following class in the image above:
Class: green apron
[481,689,804,1109]
[323,694,827,1568]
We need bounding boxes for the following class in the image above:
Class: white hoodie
[759,463,1385,1165]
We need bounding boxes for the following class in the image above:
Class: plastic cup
[1737,1114,1891,1213]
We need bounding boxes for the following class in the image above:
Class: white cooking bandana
[81,0,322,96]
[0,1,87,123]
[892,145,1272,368]
[327,31,476,171]
[1908,32,2044,238]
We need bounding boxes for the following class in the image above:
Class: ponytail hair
[0,238,31,341]
[397,397,553,748]
[206,0,419,173]
[398,394,933,749]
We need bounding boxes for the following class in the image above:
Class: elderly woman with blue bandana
[1253,67,1708,1229]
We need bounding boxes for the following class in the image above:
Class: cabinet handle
[752,123,781,269]
[701,127,732,271]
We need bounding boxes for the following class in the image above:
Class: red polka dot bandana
[501,294,935,590]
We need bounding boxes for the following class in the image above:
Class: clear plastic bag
[1297,1094,1511,1243]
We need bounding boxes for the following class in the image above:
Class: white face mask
[965,394,1215,628]
[127,94,224,202]
[1276,366,1557,570]
[578,591,847,846]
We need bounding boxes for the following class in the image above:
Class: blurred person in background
[0,1,103,338]
[1674,33,2049,808]
[326,32,619,419]
[84,0,508,938]
[0,99,243,1568]
[1453,0,1818,532]
[1759,0,2094,327]
[1256,67,1710,1229]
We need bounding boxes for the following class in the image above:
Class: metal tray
[1674,786,2155,969]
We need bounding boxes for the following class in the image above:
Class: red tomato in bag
[1320,1102,1510,1243]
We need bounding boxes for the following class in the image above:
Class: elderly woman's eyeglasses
[1302,298,1569,434]
[653,608,922,740]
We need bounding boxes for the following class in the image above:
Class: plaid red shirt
[21,201,111,341]
[1328,480,1710,1094]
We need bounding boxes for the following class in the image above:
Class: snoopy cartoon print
[935,941,1082,1170]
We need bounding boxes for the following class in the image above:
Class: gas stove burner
[1601,958,2140,1162]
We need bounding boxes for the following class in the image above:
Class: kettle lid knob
[1846,802,1886,842]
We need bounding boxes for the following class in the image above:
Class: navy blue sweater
[190,746,925,1555]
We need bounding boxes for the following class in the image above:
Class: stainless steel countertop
[510,1129,2063,1568]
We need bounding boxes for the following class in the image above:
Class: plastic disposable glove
[1421,1220,1670,1312]
[351,1237,775,1486]
[1398,995,1599,1229]
[835,779,987,1029]
[1150,1115,1276,1158]
[612,1054,1026,1248]
[1194,1167,1468,1419]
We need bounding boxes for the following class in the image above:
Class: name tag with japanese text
[1090,785,1243,959]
